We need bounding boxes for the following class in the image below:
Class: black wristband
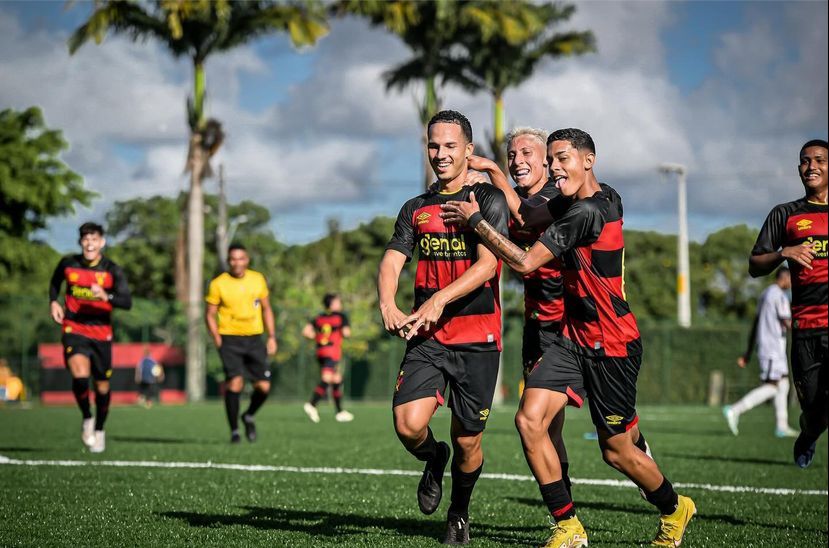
[468,212,484,229]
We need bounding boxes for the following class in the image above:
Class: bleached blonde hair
[505,127,548,151]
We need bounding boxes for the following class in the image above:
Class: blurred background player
[206,243,277,444]
[135,345,165,408]
[48,222,132,453]
[0,358,25,403]
[724,267,797,437]
[749,139,828,468]
[302,293,354,423]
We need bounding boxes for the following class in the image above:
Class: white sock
[774,377,791,431]
[732,383,777,415]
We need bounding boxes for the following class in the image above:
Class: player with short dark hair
[749,138,828,468]
[441,128,695,547]
[206,244,277,444]
[49,222,132,453]
[302,293,353,423]
[377,109,509,544]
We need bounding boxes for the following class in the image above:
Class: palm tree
[69,0,328,401]
[457,2,595,168]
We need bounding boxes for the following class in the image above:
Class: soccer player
[206,243,277,444]
[377,110,508,544]
[302,293,354,423]
[49,222,132,453]
[749,139,827,468]
[441,128,695,547]
[724,267,798,437]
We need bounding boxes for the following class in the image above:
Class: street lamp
[659,163,691,328]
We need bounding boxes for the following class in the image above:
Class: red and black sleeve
[752,203,791,255]
[538,199,605,258]
[385,198,419,260]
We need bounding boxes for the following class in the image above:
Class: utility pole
[660,163,691,328]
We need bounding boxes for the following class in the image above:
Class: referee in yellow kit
[206,243,277,443]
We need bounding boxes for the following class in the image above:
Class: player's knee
[226,377,244,392]
[394,416,426,443]
[94,381,110,394]
[256,381,271,393]
[452,433,482,458]
[515,409,545,439]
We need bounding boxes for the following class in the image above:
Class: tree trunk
[493,92,506,171]
[186,133,206,402]
[420,76,441,191]
[174,215,188,303]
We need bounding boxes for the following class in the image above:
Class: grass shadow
[660,452,790,467]
[110,435,219,445]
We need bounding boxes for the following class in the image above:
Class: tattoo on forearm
[474,219,527,267]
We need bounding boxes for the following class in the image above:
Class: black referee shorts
[219,335,271,382]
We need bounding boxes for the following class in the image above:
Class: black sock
[410,427,438,462]
[245,389,269,417]
[94,389,110,431]
[331,383,343,413]
[540,480,576,521]
[634,431,648,453]
[310,382,328,406]
[448,461,483,520]
[561,461,572,498]
[72,377,92,419]
[225,390,241,432]
[645,477,679,515]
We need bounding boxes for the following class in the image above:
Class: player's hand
[440,190,481,226]
[781,242,817,269]
[398,293,447,340]
[266,336,277,356]
[380,302,409,338]
[213,334,222,348]
[90,283,108,301]
[463,170,489,187]
[736,355,747,368]
[467,154,495,173]
[50,301,64,325]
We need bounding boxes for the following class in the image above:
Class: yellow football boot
[543,516,588,548]
[651,495,696,546]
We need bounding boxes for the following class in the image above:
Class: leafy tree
[69,0,329,401]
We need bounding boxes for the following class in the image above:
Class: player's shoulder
[470,182,506,201]
[767,198,806,218]
[56,254,79,268]
[99,255,122,271]
[536,179,560,201]
[246,269,266,282]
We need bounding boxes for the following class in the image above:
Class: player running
[302,293,354,423]
[49,222,132,453]
[749,139,827,468]
[206,243,277,444]
[441,128,695,547]
[377,110,508,544]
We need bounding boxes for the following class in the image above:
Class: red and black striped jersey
[509,180,564,323]
[386,183,509,351]
[311,311,350,360]
[49,255,132,341]
[752,198,828,332]
[538,184,641,358]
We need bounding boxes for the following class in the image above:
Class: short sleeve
[340,312,350,327]
[205,278,221,305]
[538,200,605,258]
[258,273,269,299]
[385,199,418,260]
[474,184,509,237]
[752,204,789,255]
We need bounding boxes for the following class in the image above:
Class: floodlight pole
[660,163,691,328]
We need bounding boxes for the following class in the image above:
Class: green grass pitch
[1,401,826,546]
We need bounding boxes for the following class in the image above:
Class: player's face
[329,297,342,312]
[547,140,594,198]
[428,123,473,183]
[227,249,249,277]
[779,271,791,290]
[798,146,828,194]
[79,232,104,262]
[508,135,547,191]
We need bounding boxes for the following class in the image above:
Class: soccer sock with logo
[409,426,438,462]
[645,477,679,515]
[540,480,576,522]
[561,461,572,497]
[244,389,269,418]
[94,389,110,431]
[72,377,92,419]
[448,461,483,520]
[225,390,241,432]
[331,383,343,413]
[310,382,328,406]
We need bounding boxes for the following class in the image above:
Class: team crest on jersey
[69,272,80,282]
[416,212,432,225]
[605,415,623,426]
[796,219,813,231]
[95,272,107,286]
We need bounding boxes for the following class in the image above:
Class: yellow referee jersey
[205,270,269,336]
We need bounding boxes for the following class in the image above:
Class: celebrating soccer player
[377,110,508,544]
[206,243,277,444]
[49,222,132,453]
[441,128,695,547]
[302,292,354,423]
[749,139,827,468]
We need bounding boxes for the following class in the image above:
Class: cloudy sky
[1,1,826,251]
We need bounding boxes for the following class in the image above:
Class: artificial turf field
[1,401,826,547]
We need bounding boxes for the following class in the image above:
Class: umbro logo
[479,408,490,421]
[605,415,624,426]
[416,212,431,225]
[796,219,813,231]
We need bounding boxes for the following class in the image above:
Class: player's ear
[583,151,595,170]
[100,237,107,249]
[465,142,474,158]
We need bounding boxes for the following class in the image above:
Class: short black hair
[323,293,339,309]
[227,243,247,254]
[801,139,828,155]
[547,128,596,155]
[78,222,104,238]
[776,266,790,280]
[428,110,473,144]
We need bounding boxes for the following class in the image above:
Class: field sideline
[1,402,826,546]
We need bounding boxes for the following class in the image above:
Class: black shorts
[219,335,270,382]
[525,337,641,435]
[791,330,828,415]
[522,319,561,373]
[317,357,340,371]
[392,338,500,433]
[63,333,112,381]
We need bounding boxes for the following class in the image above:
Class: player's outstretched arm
[301,323,316,340]
[377,249,409,338]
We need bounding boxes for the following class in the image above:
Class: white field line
[1,454,825,497]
